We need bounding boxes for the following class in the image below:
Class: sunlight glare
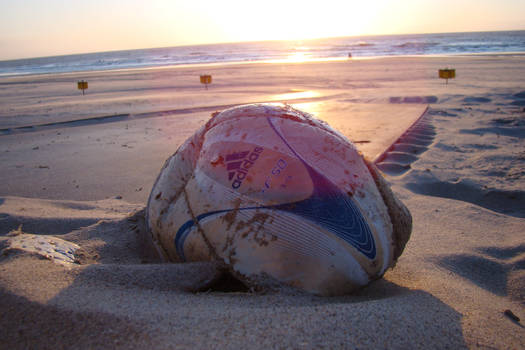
[286,51,311,63]
[291,101,325,116]
[272,90,320,101]
[189,0,387,43]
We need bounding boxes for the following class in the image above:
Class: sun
[174,1,387,44]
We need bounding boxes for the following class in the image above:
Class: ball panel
[182,227,213,262]
[179,206,371,295]
[147,126,206,261]
[264,115,393,271]
[269,117,394,274]
[197,141,313,205]
[205,104,310,131]
[157,193,195,262]
[147,129,202,217]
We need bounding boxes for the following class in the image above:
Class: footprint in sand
[437,243,525,304]
[375,109,436,176]
[511,90,525,106]
[462,96,492,104]
[405,176,525,218]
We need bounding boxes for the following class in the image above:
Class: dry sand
[0,54,524,349]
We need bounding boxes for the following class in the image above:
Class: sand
[1,54,524,349]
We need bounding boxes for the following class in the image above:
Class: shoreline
[2,51,525,80]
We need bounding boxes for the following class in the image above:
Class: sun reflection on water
[286,51,311,63]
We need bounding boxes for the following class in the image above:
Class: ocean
[1,31,524,77]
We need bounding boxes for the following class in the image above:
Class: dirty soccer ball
[146,104,411,295]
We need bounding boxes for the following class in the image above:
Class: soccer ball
[146,104,411,295]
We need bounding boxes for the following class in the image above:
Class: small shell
[1,233,81,266]
[147,104,411,295]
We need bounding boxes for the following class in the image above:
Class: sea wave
[394,42,439,49]
[0,31,523,77]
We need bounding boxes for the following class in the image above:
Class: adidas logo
[225,146,264,189]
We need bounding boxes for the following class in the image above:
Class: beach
[1,54,524,349]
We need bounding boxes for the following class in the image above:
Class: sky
[1,0,524,60]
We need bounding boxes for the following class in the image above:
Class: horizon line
[1,28,524,62]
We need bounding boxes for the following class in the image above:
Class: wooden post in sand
[77,80,88,95]
[200,75,212,90]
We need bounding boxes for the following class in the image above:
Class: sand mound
[491,116,525,127]
[514,91,525,99]
[427,109,459,117]
[389,96,438,104]
[0,197,139,235]
[460,126,525,138]
[404,173,525,217]
[463,96,492,104]
[390,143,428,154]
[511,91,525,106]
[436,243,525,303]
[400,99,525,217]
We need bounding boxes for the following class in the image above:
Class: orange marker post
[438,69,455,85]
[200,75,212,90]
[77,80,88,95]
